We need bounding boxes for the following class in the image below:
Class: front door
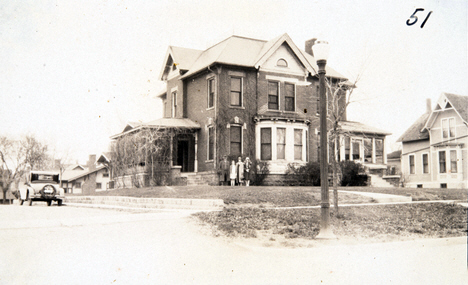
[177,140,189,172]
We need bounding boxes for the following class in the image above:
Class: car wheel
[57,199,63,206]
[47,200,52,206]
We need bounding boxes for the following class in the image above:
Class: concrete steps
[64,196,224,211]
[369,174,395,188]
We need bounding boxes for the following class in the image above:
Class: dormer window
[276,58,288,67]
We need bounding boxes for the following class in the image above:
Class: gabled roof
[96,152,112,164]
[397,113,430,143]
[62,165,107,182]
[111,118,201,139]
[387,150,402,159]
[158,33,347,84]
[423,93,468,131]
[339,121,391,136]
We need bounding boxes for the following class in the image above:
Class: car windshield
[30,173,60,183]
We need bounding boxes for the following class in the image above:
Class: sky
[1,0,467,164]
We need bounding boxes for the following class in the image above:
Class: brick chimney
[426,99,432,113]
[87,154,96,171]
[305,38,317,56]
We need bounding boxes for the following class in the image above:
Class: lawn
[78,186,375,207]
[339,187,467,201]
[194,203,467,244]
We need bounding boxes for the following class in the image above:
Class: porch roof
[111,118,201,139]
[339,121,391,136]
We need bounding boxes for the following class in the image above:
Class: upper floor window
[441,118,455,139]
[208,78,215,108]
[230,77,242,107]
[268,81,279,110]
[171,91,177,118]
[230,125,242,156]
[276,58,288,67]
[284,83,295,112]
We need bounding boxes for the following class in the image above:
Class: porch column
[339,135,345,161]
[170,132,174,167]
[194,132,198,173]
[383,138,387,164]
[372,138,376,163]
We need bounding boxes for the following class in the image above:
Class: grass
[194,203,467,243]
[75,186,375,207]
[339,186,467,201]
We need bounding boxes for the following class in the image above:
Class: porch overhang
[111,118,201,139]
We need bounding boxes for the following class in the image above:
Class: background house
[112,33,391,186]
[398,93,468,188]
[61,154,111,194]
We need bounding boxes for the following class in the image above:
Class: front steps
[369,174,395,188]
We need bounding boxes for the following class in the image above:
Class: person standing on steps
[218,155,230,186]
[236,156,244,186]
[229,160,237,186]
[244,157,252,186]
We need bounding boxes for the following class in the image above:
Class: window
[268,81,279,110]
[352,140,361,160]
[409,155,415,174]
[364,138,372,162]
[277,58,288,67]
[294,129,303,160]
[74,182,81,188]
[208,78,215,108]
[96,183,102,189]
[230,77,242,106]
[285,83,295,111]
[230,125,242,156]
[171,92,177,118]
[208,126,214,160]
[450,150,457,173]
[103,173,109,178]
[276,128,286,159]
[261,128,272,160]
[439,151,446,173]
[422,153,429,174]
[442,118,455,139]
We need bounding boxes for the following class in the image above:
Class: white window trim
[441,117,456,140]
[421,152,430,174]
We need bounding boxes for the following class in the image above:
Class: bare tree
[326,75,360,215]
[0,135,51,203]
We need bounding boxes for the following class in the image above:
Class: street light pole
[313,41,335,239]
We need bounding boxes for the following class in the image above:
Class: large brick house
[398,93,468,189]
[112,33,390,185]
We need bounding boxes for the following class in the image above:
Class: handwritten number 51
[407,8,432,28]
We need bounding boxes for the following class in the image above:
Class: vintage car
[18,171,65,206]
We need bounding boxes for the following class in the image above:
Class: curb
[64,196,224,211]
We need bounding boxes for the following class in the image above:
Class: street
[0,205,467,285]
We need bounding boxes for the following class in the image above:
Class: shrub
[285,162,322,186]
[340,161,368,186]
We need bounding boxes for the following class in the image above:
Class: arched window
[276,58,288,67]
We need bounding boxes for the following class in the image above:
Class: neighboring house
[61,155,111,194]
[398,93,468,188]
[386,150,402,175]
[112,33,391,185]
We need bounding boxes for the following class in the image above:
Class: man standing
[218,155,230,186]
